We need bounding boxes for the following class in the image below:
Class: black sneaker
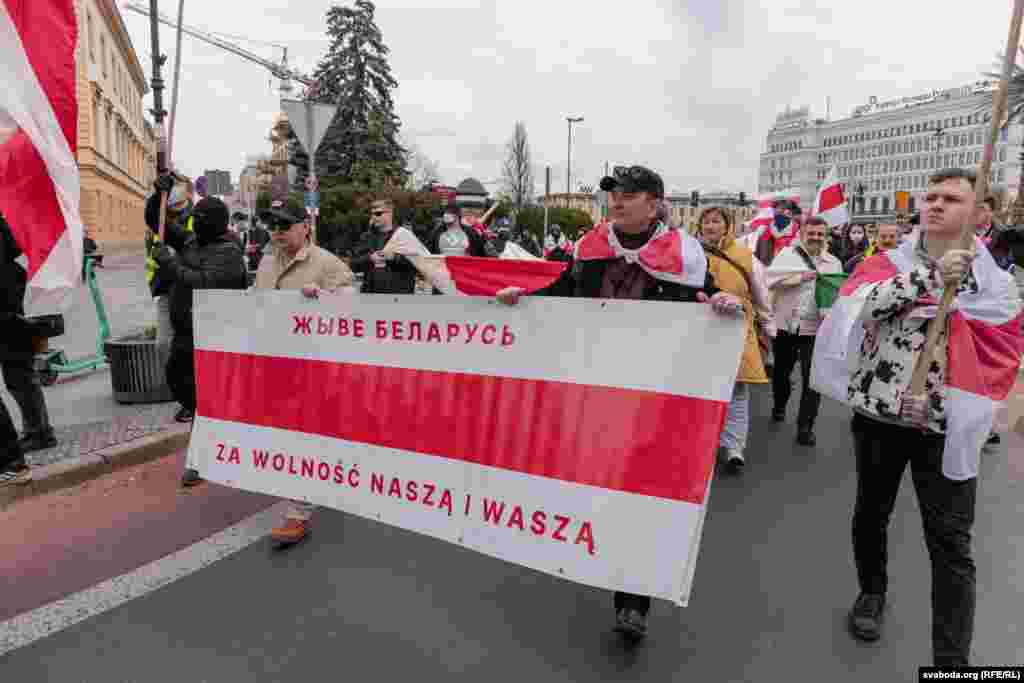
[848,593,884,642]
[613,608,648,641]
[725,451,746,475]
[0,465,33,488]
[175,407,195,423]
[796,430,816,446]
[986,432,1001,446]
[180,468,204,488]
[771,409,785,422]
[18,432,58,453]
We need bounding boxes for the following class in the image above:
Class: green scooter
[31,253,111,386]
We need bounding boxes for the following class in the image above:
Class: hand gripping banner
[189,291,745,605]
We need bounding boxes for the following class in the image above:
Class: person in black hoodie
[0,212,56,461]
[0,213,32,486]
[153,196,247,488]
[350,197,419,294]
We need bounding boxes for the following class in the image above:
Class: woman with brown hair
[698,206,775,473]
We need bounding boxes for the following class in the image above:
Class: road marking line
[0,501,290,657]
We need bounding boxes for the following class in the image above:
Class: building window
[999,147,1007,162]
[870,197,878,212]
[882,197,890,213]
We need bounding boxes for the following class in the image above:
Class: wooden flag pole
[908,0,1024,398]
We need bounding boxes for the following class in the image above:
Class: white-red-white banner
[189,291,746,605]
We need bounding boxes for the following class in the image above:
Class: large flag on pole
[0,0,83,313]
[813,165,850,227]
[379,227,567,296]
[811,234,1024,480]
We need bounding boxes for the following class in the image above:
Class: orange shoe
[270,518,309,546]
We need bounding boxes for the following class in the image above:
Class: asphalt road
[2,386,1022,681]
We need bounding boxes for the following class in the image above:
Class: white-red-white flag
[812,235,1024,480]
[0,0,83,313]
[379,227,567,295]
[813,166,850,227]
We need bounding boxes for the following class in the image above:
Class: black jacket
[163,234,247,344]
[0,214,30,354]
[350,227,418,294]
[145,193,193,297]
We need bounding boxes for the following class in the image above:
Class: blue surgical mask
[773,213,790,229]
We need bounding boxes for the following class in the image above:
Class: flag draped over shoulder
[764,244,847,312]
[813,165,850,227]
[0,0,83,313]
[574,221,708,287]
[378,227,567,296]
[812,234,1024,479]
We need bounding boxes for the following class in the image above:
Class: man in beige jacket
[257,197,353,546]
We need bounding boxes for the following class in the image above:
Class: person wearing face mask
[153,197,247,488]
[698,207,775,474]
[755,200,800,266]
[767,216,842,446]
[429,206,488,258]
[544,224,573,261]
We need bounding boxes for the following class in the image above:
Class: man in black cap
[497,164,742,641]
[154,196,247,488]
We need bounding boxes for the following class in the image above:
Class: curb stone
[1,424,191,508]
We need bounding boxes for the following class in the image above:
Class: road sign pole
[306,100,317,246]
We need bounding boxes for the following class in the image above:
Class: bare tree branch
[502,121,534,208]
[403,140,441,190]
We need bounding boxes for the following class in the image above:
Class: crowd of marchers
[2,163,1022,668]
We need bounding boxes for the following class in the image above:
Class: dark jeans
[771,331,820,431]
[165,339,196,413]
[614,591,651,616]
[851,413,976,666]
[1,355,52,438]
[1,395,24,471]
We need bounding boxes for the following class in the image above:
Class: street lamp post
[566,116,584,195]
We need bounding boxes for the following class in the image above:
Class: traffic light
[690,190,699,208]
[738,191,746,206]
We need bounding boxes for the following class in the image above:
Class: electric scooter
[32,253,110,386]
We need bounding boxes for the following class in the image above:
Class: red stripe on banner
[818,184,845,212]
[0,0,77,279]
[194,350,725,504]
[445,256,567,295]
[947,311,1024,401]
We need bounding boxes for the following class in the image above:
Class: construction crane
[122,1,315,95]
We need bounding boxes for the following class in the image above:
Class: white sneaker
[725,450,746,474]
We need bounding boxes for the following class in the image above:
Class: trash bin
[104,334,174,404]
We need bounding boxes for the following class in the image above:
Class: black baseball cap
[261,197,308,225]
[599,165,665,198]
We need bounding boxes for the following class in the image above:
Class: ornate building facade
[759,81,1023,222]
[74,0,155,250]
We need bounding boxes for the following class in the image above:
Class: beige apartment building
[74,0,156,251]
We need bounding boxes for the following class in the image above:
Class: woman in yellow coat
[698,207,775,474]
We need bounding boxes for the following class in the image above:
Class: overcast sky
[122,0,1009,196]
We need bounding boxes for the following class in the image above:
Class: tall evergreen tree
[296,0,406,187]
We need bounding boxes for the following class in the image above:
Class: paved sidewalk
[3,253,180,473]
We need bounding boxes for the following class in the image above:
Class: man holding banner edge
[498,164,743,641]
